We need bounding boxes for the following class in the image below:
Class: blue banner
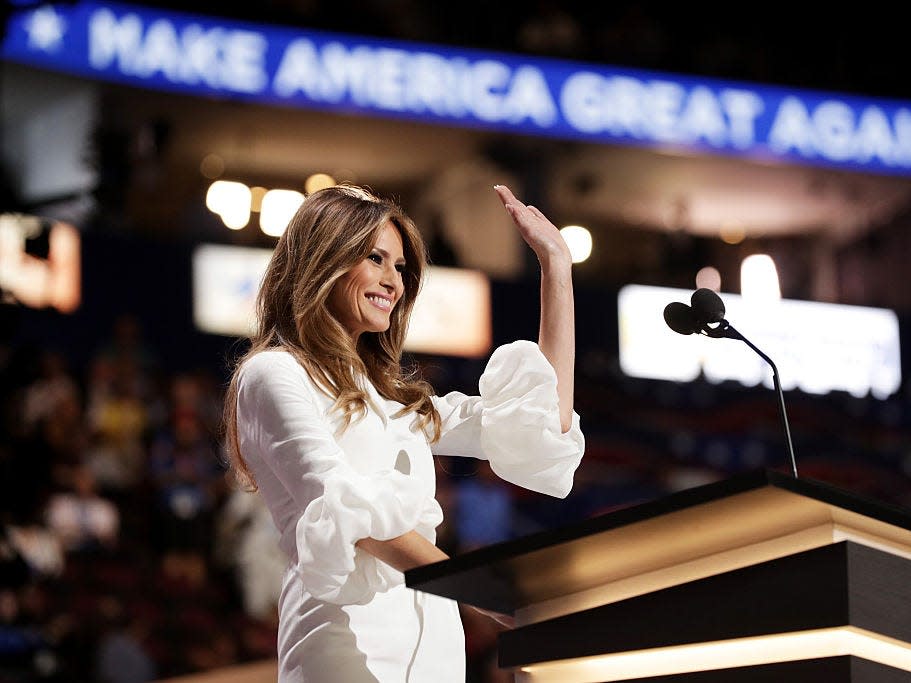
[5,1,911,176]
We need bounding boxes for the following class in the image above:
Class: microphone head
[663,302,700,335]
[690,288,725,324]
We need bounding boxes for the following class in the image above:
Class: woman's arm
[356,531,448,571]
[357,533,515,627]
[494,185,575,432]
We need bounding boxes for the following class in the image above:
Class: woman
[223,183,584,682]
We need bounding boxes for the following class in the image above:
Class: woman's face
[327,221,406,341]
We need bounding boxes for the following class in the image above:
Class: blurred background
[2,1,911,682]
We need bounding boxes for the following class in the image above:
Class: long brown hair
[223,184,441,490]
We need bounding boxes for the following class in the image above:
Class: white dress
[235,340,585,682]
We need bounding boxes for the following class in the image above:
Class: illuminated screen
[618,284,901,399]
[404,266,491,357]
[192,243,271,337]
[0,214,81,313]
[192,244,491,357]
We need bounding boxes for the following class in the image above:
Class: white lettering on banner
[854,106,896,164]
[604,76,646,137]
[502,65,556,125]
[272,39,556,126]
[769,96,911,168]
[407,53,468,117]
[470,60,511,121]
[88,9,142,73]
[558,72,602,133]
[815,100,861,161]
[679,86,727,146]
[272,40,323,99]
[407,53,467,117]
[721,89,765,148]
[87,8,267,93]
[559,72,764,148]
[647,79,685,141]
[896,110,911,165]
[372,47,407,110]
[49,6,911,173]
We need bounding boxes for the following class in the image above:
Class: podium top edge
[406,468,911,587]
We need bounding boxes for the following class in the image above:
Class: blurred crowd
[0,314,277,683]
[2,311,911,683]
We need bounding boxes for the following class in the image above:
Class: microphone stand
[701,319,798,478]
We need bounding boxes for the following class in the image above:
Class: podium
[405,469,911,681]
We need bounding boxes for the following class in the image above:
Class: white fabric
[236,340,584,682]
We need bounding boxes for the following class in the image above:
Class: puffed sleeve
[431,340,584,498]
[237,354,443,605]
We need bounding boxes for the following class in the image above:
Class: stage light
[260,189,304,236]
[741,253,781,302]
[206,180,251,229]
[695,266,721,291]
[560,225,592,263]
[305,173,336,194]
[250,186,267,212]
[720,222,746,244]
[199,153,225,179]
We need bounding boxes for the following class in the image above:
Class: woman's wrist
[537,247,573,278]
[538,253,573,282]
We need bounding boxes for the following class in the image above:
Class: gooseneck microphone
[663,288,798,478]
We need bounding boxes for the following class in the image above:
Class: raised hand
[493,183,576,432]
[493,184,571,269]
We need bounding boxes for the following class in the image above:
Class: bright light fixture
[560,225,592,263]
[205,180,251,230]
[695,266,721,292]
[305,173,336,194]
[741,253,781,302]
[260,189,304,237]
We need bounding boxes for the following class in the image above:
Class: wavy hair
[223,184,441,490]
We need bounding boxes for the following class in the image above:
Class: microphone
[663,289,798,478]
[663,302,700,335]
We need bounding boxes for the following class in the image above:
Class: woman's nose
[380,264,401,288]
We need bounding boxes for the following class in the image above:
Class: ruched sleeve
[431,340,585,498]
[236,353,442,605]
[293,464,443,605]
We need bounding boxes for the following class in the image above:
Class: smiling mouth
[366,294,393,311]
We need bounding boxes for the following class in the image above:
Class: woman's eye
[368,253,382,264]
[395,264,406,273]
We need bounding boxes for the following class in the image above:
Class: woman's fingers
[527,205,547,220]
[493,184,516,205]
[494,185,570,259]
[494,185,542,228]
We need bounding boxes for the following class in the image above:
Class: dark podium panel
[406,470,911,682]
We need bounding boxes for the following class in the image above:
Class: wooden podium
[406,469,911,681]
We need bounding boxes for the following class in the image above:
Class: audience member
[44,465,120,554]
[214,489,284,622]
[148,409,223,586]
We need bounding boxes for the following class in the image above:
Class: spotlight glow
[741,254,781,302]
[206,180,251,230]
[560,225,592,263]
[260,189,304,237]
[305,173,336,194]
[695,266,721,291]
